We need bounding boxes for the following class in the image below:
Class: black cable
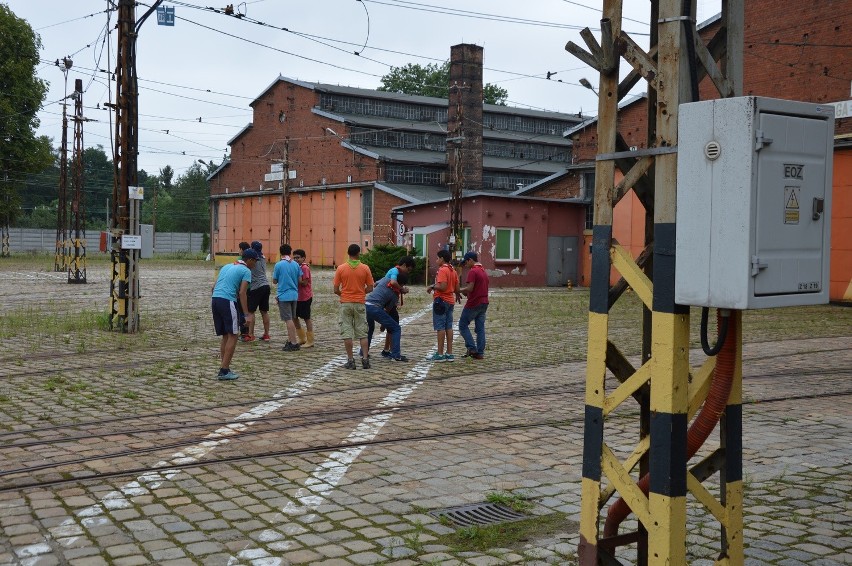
[700,307,730,356]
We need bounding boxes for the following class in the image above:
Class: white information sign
[121,235,142,250]
[833,99,852,120]
[264,172,284,182]
[128,185,144,200]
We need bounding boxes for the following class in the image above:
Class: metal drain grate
[430,502,528,528]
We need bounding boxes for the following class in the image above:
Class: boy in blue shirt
[273,243,303,351]
[211,248,257,380]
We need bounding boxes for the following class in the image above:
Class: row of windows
[319,93,448,123]
[481,113,574,136]
[350,128,446,151]
[318,93,575,136]
[385,165,445,185]
[412,227,523,262]
[482,172,545,191]
[350,127,570,163]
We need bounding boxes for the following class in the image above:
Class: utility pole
[109,0,162,332]
[567,1,745,564]
[55,57,72,272]
[447,98,464,258]
[279,141,290,246]
[68,78,86,284]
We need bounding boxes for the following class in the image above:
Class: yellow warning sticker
[784,186,800,225]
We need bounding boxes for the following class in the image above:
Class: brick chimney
[447,44,483,192]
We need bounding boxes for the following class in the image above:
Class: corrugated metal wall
[5,229,205,254]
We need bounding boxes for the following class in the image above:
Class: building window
[495,228,522,261]
[361,189,373,231]
[461,227,471,252]
[412,233,426,257]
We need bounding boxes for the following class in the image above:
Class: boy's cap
[463,252,478,262]
[242,249,259,261]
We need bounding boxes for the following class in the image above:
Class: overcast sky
[7,0,721,179]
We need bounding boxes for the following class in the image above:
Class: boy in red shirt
[426,249,460,361]
[458,251,489,359]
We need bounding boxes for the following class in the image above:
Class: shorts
[296,297,312,320]
[277,300,297,321]
[338,302,368,340]
[432,303,455,331]
[211,297,239,336]
[247,285,271,313]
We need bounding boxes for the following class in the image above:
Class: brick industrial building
[210,3,850,293]
[207,44,588,280]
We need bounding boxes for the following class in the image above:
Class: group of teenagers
[211,240,489,380]
[210,240,315,380]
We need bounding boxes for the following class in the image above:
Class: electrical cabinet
[675,96,834,309]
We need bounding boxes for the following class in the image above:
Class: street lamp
[579,77,598,96]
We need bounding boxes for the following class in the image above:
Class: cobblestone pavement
[0,261,849,565]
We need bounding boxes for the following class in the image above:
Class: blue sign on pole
[156,6,175,26]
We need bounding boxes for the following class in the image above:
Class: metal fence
[5,228,205,254]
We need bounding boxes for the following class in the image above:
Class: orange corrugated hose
[603,310,737,537]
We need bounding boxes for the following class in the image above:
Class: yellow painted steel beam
[585,312,609,407]
[602,444,651,527]
[687,356,717,419]
[610,243,653,308]
[723,480,744,562]
[604,360,652,416]
[599,435,650,506]
[580,477,602,543]
[687,472,727,524]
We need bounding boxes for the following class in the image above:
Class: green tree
[159,163,212,233]
[82,145,116,228]
[0,4,53,229]
[378,61,509,105]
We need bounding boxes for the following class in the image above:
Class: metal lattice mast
[568,1,746,564]
[55,58,72,272]
[68,78,86,284]
[109,0,162,332]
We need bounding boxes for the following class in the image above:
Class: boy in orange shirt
[333,244,375,369]
[426,249,460,361]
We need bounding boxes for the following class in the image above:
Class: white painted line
[15,307,430,563]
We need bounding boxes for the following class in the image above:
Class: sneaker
[471,353,484,360]
[282,341,300,352]
[261,334,271,342]
[240,335,256,343]
[361,356,371,370]
[444,354,455,362]
[390,354,409,362]
[218,370,239,381]
[429,353,446,362]
[380,350,392,359]
[344,359,357,370]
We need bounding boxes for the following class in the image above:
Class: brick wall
[571,4,851,157]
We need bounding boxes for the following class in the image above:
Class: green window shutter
[413,234,426,257]
[496,229,510,259]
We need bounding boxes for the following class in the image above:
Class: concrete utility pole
[68,78,86,284]
[55,57,72,272]
[109,0,162,332]
[567,1,745,564]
